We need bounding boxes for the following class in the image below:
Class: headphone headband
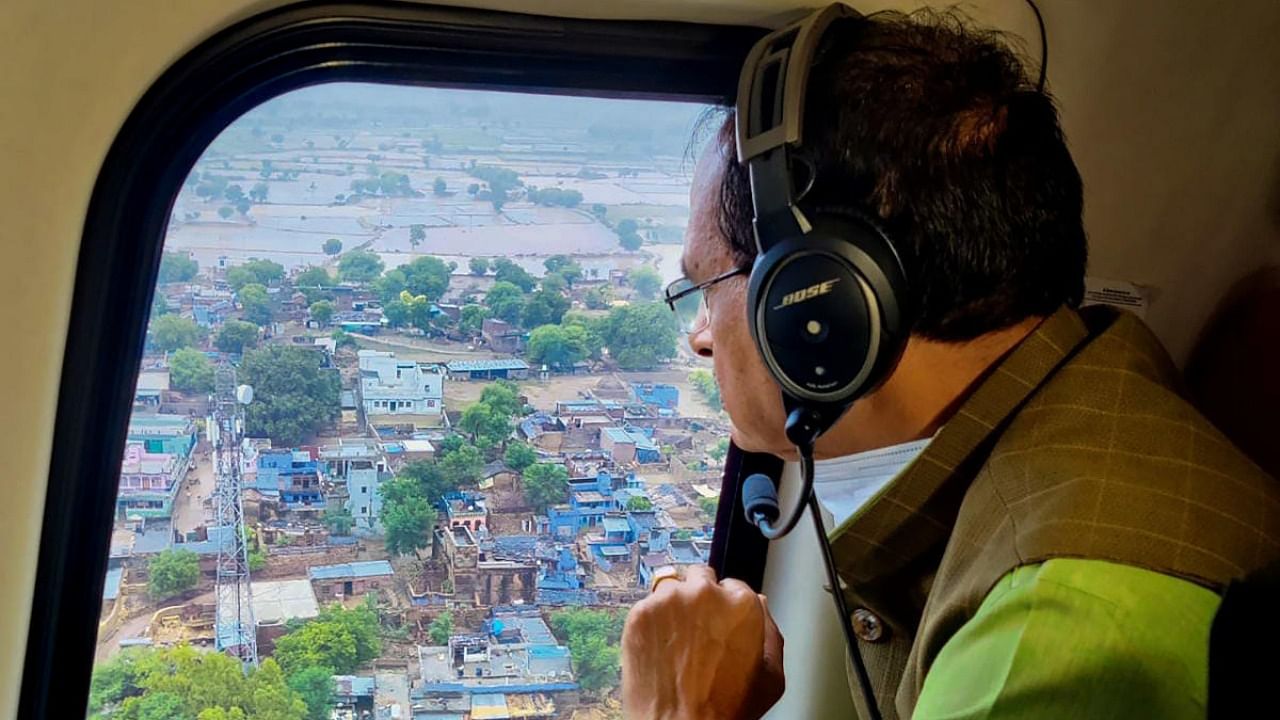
[735,4,856,162]
[735,4,857,254]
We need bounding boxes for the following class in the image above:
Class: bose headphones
[736,3,912,448]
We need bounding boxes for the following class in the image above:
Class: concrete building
[631,382,679,410]
[545,471,620,538]
[600,426,661,465]
[444,492,488,534]
[358,350,444,417]
[320,439,389,531]
[256,448,324,512]
[415,608,577,714]
[309,560,394,599]
[251,578,320,653]
[117,441,189,518]
[133,369,170,407]
[446,358,530,381]
[480,317,525,354]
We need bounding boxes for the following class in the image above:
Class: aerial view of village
[88,85,731,720]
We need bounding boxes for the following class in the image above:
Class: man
[621,9,1280,720]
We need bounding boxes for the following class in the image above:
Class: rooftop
[332,675,375,698]
[252,579,321,625]
[601,516,631,534]
[446,359,531,372]
[309,560,394,581]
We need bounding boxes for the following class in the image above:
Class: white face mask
[812,437,935,532]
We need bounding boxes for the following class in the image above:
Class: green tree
[151,293,171,318]
[322,508,354,536]
[603,303,677,370]
[617,218,643,251]
[503,442,537,472]
[409,224,426,247]
[689,369,722,412]
[428,611,454,645]
[548,608,626,696]
[522,290,569,328]
[373,268,408,305]
[380,476,436,556]
[480,380,522,418]
[294,266,333,304]
[543,255,583,286]
[215,320,260,354]
[491,258,536,292]
[273,604,379,676]
[151,314,204,352]
[526,324,589,370]
[382,299,410,328]
[523,463,569,512]
[125,691,192,720]
[440,443,484,488]
[458,304,488,336]
[540,272,568,296]
[240,345,340,446]
[484,281,526,324]
[331,329,358,350]
[169,348,214,393]
[148,549,199,600]
[398,289,434,333]
[218,206,235,220]
[627,496,654,511]
[468,257,489,276]
[309,300,334,326]
[708,437,730,461]
[698,496,720,516]
[628,266,663,300]
[158,252,199,283]
[399,459,464,506]
[583,286,612,310]
[433,176,447,195]
[322,238,343,256]
[249,182,269,203]
[459,402,512,450]
[435,434,464,457]
[88,647,145,714]
[237,283,273,326]
[227,259,285,290]
[285,665,334,720]
[337,250,385,283]
[562,313,606,359]
[402,255,455,299]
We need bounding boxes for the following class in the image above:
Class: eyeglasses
[663,266,749,334]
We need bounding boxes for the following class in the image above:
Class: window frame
[21,3,771,717]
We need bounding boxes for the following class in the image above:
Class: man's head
[681,10,1087,455]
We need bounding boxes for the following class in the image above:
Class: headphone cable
[1026,0,1049,92]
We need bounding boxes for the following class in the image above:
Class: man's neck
[813,317,1044,460]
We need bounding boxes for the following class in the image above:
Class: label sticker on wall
[1084,277,1149,318]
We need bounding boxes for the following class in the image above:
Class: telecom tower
[210,365,258,669]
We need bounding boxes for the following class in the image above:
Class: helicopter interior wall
[1,1,1278,717]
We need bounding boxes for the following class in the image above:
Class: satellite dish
[236,384,254,405]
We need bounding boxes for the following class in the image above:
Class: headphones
[735,3,912,447]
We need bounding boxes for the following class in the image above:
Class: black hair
[714,9,1087,341]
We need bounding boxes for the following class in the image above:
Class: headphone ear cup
[747,213,909,407]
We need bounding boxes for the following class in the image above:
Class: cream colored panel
[760,461,860,719]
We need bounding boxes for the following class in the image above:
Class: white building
[320,439,389,532]
[357,350,444,418]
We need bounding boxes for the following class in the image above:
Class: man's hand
[621,565,785,720]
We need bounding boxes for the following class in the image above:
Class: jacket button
[851,608,886,643]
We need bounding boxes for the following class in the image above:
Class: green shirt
[914,558,1219,719]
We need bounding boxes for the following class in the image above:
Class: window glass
[90,83,729,720]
